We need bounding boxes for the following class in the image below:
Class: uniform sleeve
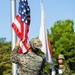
[65,66,71,75]
[10,46,21,64]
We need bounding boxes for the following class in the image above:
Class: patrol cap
[29,38,42,50]
[58,54,65,60]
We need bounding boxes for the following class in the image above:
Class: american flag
[12,0,30,54]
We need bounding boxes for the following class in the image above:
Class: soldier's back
[18,52,44,75]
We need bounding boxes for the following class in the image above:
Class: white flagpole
[10,0,18,75]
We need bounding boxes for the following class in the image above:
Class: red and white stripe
[12,14,30,54]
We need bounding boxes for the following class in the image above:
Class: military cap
[29,38,42,50]
[58,54,65,60]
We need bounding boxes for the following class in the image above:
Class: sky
[0,0,75,42]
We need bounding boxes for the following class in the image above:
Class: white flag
[39,1,56,74]
[39,0,54,64]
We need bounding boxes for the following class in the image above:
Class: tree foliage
[0,37,6,42]
[49,19,75,73]
[0,41,11,75]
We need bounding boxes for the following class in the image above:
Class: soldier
[10,38,45,75]
[50,54,71,75]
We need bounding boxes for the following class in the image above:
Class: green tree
[49,19,75,73]
[0,37,6,42]
[0,42,11,75]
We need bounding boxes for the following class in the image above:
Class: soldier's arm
[65,66,71,75]
[10,40,21,64]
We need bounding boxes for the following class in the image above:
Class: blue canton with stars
[19,0,30,24]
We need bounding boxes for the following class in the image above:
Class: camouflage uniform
[54,65,71,75]
[50,54,71,75]
[10,38,45,75]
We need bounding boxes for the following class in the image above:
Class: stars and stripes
[12,0,30,54]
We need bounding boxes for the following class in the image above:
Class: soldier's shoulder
[35,54,43,62]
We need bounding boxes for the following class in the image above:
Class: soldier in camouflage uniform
[50,54,71,75]
[10,38,45,75]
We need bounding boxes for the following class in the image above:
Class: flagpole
[10,0,18,75]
